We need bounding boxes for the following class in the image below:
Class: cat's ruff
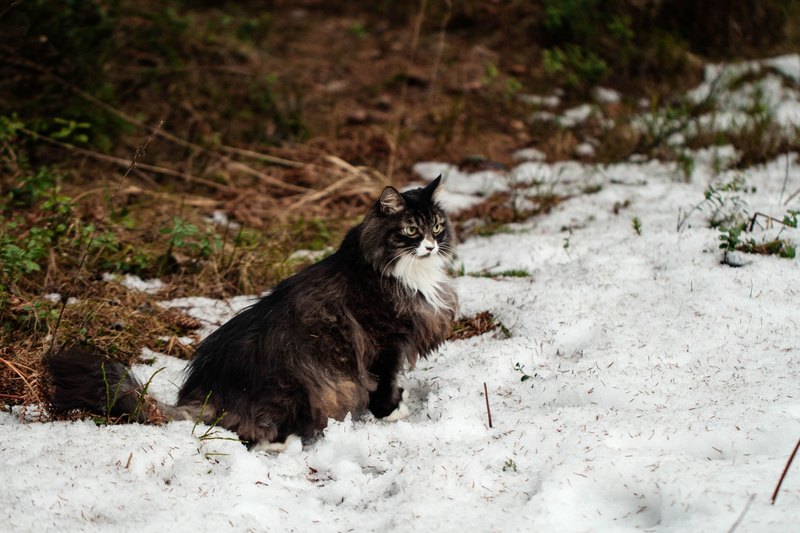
[391,252,452,312]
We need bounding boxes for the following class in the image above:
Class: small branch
[747,212,793,232]
[483,382,493,428]
[727,494,755,533]
[784,185,800,206]
[771,438,800,505]
[20,128,232,192]
[780,153,790,205]
[218,144,304,169]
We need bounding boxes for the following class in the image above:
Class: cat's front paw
[369,387,407,419]
[384,389,410,422]
[251,434,302,453]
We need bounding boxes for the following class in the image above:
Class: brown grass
[449,311,501,341]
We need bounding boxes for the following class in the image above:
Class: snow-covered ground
[3,59,800,532]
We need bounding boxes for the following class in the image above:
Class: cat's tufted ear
[422,175,443,199]
[379,186,405,214]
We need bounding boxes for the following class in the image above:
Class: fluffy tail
[45,346,199,424]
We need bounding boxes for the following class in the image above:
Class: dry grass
[449,311,502,341]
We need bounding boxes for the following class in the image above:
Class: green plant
[632,217,642,236]
[160,217,222,261]
[514,362,533,382]
[677,152,695,182]
[543,45,609,92]
[347,22,369,39]
[503,458,517,472]
[783,210,799,228]
[50,118,91,144]
[719,222,748,255]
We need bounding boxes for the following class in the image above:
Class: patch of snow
[102,273,165,294]
[574,142,595,158]
[685,55,800,133]
[517,93,560,108]
[767,54,800,82]
[593,86,621,104]
[512,147,547,162]
[44,293,78,305]
[413,162,509,213]
[528,110,557,122]
[205,210,240,229]
[559,104,594,127]
[288,248,332,262]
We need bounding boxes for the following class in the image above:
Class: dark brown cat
[47,177,457,450]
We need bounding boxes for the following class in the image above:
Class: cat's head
[360,176,455,274]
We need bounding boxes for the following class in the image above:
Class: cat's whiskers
[381,252,406,279]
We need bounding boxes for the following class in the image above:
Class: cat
[46,176,457,451]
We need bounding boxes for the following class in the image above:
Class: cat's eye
[403,226,418,237]
[432,222,444,234]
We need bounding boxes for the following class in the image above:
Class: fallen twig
[483,382,493,428]
[727,494,755,533]
[20,127,233,193]
[771,438,800,505]
[747,212,792,232]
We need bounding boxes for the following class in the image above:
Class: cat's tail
[45,346,202,424]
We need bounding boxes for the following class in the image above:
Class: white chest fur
[391,253,453,311]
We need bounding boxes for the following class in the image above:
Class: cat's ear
[379,186,405,214]
[423,174,444,199]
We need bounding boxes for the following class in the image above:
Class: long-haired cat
[47,176,457,450]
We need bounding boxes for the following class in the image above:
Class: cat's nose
[425,244,435,251]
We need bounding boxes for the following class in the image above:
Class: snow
[518,93,561,108]
[593,86,622,104]
[559,104,594,127]
[574,142,596,158]
[103,273,165,294]
[512,147,547,162]
[685,54,800,133]
[4,65,800,532]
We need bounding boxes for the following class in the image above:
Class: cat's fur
[46,177,457,449]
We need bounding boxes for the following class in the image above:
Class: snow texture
[3,67,800,532]
[102,273,165,294]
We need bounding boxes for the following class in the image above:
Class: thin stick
[780,153,790,205]
[747,212,792,232]
[784,185,800,206]
[771,438,800,505]
[20,128,232,193]
[727,494,755,533]
[483,382,493,428]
